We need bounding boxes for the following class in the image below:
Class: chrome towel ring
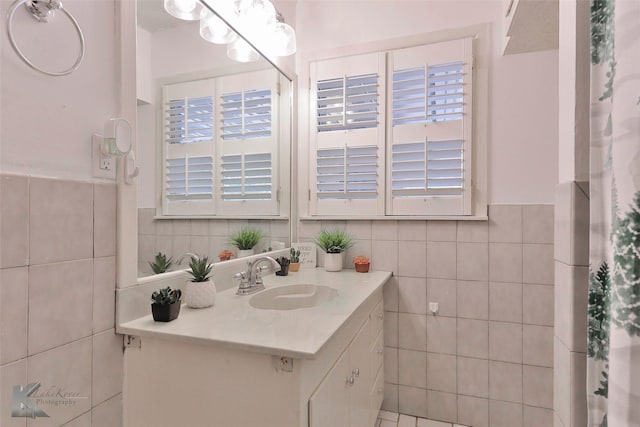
[6,0,85,76]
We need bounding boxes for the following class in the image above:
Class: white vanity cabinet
[309,299,384,427]
[121,270,390,427]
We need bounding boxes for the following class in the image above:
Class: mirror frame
[116,0,298,289]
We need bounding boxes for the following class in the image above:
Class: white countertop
[118,268,391,359]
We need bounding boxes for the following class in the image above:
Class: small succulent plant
[149,252,173,274]
[186,255,213,282]
[314,228,355,254]
[218,250,234,261]
[276,256,290,267]
[229,227,264,250]
[151,287,181,306]
[290,248,301,263]
[353,256,370,265]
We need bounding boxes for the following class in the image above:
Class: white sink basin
[250,284,338,310]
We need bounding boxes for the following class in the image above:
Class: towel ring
[6,0,85,76]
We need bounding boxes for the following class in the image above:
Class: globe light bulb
[200,9,238,44]
[164,0,203,21]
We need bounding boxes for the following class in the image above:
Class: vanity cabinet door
[349,319,372,427]
[309,350,350,427]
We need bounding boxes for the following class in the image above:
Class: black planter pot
[151,302,181,322]
[276,264,290,276]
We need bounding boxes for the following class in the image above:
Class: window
[310,52,386,216]
[161,68,281,217]
[387,39,473,215]
[308,37,474,217]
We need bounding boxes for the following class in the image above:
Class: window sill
[153,215,290,221]
[299,215,488,221]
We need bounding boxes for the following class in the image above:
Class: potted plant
[149,252,173,274]
[229,227,264,257]
[218,250,234,262]
[314,228,354,272]
[151,286,182,322]
[184,254,216,309]
[353,256,370,273]
[275,256,290,276]
[289,248,301,272]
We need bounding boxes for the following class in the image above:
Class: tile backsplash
[0,174,122,427]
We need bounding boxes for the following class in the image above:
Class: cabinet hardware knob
[352,368,360,377]
[377,314,384,320]
[376,349,384,355]
[378,387,384,393]
[346,376,355,385]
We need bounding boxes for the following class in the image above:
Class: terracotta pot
[355,263,370,273]
[289,263,300,272]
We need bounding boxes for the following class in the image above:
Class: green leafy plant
[290,248,300,263]
[187,255,213,282]
[314,228,354,254]
[229,227,264,250]
[149,252,173,274]
[151,286,181,306]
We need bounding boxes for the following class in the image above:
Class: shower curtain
[588,0,640,426]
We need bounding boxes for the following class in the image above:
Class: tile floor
[377,411,470,427]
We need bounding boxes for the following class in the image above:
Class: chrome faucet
[235,256,281,296]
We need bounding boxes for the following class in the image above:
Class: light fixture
[200,9,237,44]
[164,0,203,21]
[170,0,297,62]
[92,118,139,184]
[227,37,260,62]
[102,118,132,156]
[259,13,296,57]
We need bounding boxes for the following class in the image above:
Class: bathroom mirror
[135,0,294,277]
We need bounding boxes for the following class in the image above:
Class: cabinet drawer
[369,365,385,427]
[370,300,384,346]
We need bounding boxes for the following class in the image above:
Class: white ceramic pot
[324,252,343,272]
[185,279,216,308]
[237,249,254,258]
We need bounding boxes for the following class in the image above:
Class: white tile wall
[28,260,93,355]
[29,178,93,265]
[362,204,555,425]
[1,267,28,364]
[27,338,93,426]
[0,175,29,269]
[0,174,122,426]
[554,181,588,427]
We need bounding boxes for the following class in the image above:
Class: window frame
[156,67,290,219]
[299,24,489,220]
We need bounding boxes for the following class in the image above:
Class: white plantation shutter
[221,88,272,140]
[310,52,386,216]
[387,38,473,215]
[162,79,216,215]
[217,69,279,215]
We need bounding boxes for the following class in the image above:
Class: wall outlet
[92,134,116,180]
[429,302,439,315]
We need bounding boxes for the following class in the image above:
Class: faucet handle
[234,271,248,286]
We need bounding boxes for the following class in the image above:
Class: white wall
[0,0,119,180]
[295,0,559,205]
